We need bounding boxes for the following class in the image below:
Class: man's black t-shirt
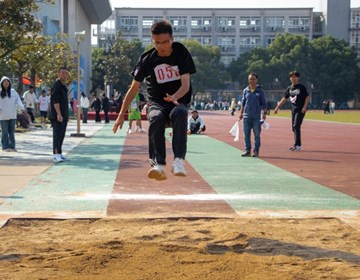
[284,83,309,111]
[49,79,69,121]
[132,42,196,105]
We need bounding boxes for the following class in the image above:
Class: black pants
[104,111,109,123]
[95,109,101,122]
[27,108,35,123]
[147,102,188,165]
[52,120,68,154]
[291,110,305,147]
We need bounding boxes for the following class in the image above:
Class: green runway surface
[185,135,360,210]
[0,125,127,212]
[0,125,359,214]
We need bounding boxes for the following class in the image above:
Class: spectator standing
[274,71,310,151]
[0,76,25,152]
[48,67,70,163]
[23,85,38,123]
[238,73,267,157]
[127,92,146,133]
[38,89,50,129]
[91,94,102,122]
[80,92,90,123]
[102,93,110,123]
[230,98,236,116]
[113,20,196,180]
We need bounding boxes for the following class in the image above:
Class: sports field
[0,111,359,279]
[275,109,360,124]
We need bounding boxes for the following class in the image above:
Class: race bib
[154,64,180,84]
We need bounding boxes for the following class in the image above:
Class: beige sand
[0,217,360,279]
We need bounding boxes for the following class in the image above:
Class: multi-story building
[95,7,314,65]
[350,7,360,58]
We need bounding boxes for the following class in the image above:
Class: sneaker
[53,154,64,163]
[171,158,187,176]
[135,127,140,132]
[289,145,301,151]
[148,165,167,180]
[127,129,132,134]
[60,154,69,161]
[252,150,259,157]
[241,151,251,157]
[139,128,146,133]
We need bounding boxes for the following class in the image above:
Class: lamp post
[71,30,86,137]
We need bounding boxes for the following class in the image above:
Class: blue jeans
[243,117,261,152]
[1,119,16,150]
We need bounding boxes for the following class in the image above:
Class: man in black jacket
[102,93,110,123]
[91,94,102,122]
[49,67,70,163]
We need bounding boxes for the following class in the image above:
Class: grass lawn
[271,110,360,124]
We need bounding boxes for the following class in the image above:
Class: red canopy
[22,76,41,86]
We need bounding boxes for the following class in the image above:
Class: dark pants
[104,110,109,123]
[291,110,305,147]
[27,107,35,123]
[52,120,68,154]
[82,107,88,123]
[95,109,101,122]
[147,102,188,165]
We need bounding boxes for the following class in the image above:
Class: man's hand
[113,116,124,133]
[164,93,179,105]
[57,114,63,122]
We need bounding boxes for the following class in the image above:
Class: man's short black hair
[151,20,173,36]
[59,66,69,72]
[289,71,300,77]
[249,72,258,79]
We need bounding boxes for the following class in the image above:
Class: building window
[142,17,163,28]
[191,17,212,30]
[265,17,285,32]
[170,16,187,32]
[289,16,310,31]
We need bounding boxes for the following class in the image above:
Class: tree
[183,40,227,94]
[267,33,312,88]
[310,35,360,104]
[3,33,76,93]
[91,48,106,91]
[0,0,42,59]
[227,33,360,106]
[100,32,144,93]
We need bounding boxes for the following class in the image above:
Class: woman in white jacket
[0,76,25,152]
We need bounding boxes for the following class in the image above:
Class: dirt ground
[1,217,360,280]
